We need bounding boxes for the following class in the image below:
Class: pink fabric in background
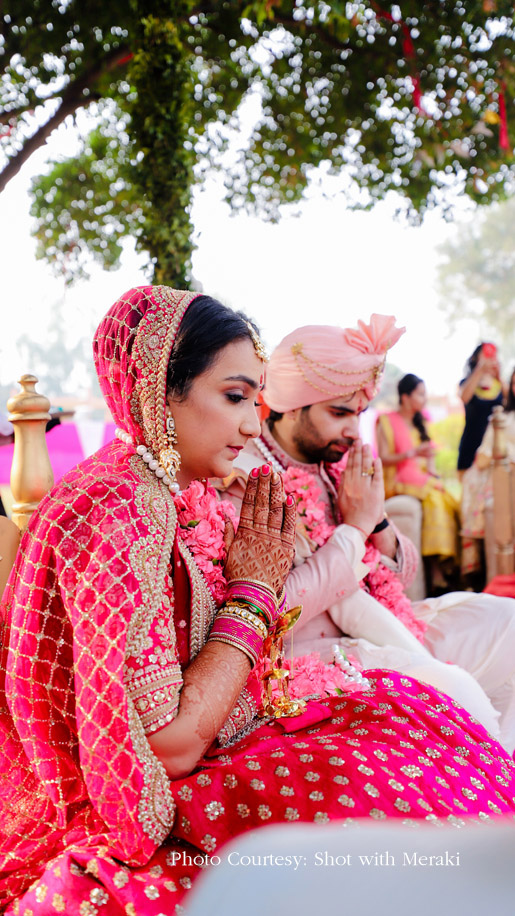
[43,424,84,481]
[0,444,13,486]
[102,422,116,446]
[0,423,117,486]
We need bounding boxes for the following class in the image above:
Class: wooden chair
[0,375,54,596]
[385,494,426,600]
[486,405,515,580]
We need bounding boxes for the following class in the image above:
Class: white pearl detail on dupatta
[115,428,181,494]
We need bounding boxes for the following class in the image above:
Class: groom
[219,316,515,752]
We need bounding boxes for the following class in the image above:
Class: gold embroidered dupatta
[0,286,220,901]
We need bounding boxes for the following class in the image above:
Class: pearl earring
[114,423,182,495]
[158,413,181,493]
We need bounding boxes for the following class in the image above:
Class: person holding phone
[457,342,503,473]
[458,343,504,585]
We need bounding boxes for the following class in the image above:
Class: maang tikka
[159,414,181,493]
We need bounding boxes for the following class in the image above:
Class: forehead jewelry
[246,321,269,362]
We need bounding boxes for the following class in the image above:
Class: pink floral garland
[282,467,334,547]
[174,480,236,607]
[361,542,427,642]
[282,464,427,643]
[286,653,363,698]
[173,479,362,698]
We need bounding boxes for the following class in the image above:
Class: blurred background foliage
[2,1,515,287]
[437,195,515,365]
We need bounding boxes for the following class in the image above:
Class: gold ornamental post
[7,375,54,531]
[491,405,514,577]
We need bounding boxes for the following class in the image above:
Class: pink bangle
[208,610,265,667]
[223,604,268,637]
[226,579,278,626]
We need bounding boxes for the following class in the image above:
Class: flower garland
[361,542,427,642]
[282,467,334,547]
[174,480,236,607]
[282,464,427,643]
[256,651,365,703]
[173,478,365,698]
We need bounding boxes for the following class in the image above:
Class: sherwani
[222,422,515,753]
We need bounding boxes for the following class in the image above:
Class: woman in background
[458,343,504,583]
[461,365,515,585]
[376,373,460,592]
[457,343,503,473]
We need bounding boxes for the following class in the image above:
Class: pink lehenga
[1,286,515,916]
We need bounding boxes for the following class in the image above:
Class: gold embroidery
[127,459,177,660]
[177,539,216,660]
[131,287,199,457]
[217,686,258,746]
[127,696,176,844]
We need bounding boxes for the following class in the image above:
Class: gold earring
[159,414,181,493]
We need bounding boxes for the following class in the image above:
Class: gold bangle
[227,599,269,626]
[219,605,269,637]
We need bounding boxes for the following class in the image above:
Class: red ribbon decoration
[373,6,424,112]
[498,82,512,153]
[117,53,134,67]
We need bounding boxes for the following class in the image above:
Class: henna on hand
[148,641,252,777]
[225,466,296,594]
[179,642,250,743]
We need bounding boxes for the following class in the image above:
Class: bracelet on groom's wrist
[371,516,390,535]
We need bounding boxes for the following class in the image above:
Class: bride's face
[167,337,263,486]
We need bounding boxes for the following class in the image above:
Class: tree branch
[0,90,72,126]
[0,44,130,193]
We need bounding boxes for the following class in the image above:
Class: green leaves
[3,1,515,285]
[437,195,515,355]
[30,113,144,284]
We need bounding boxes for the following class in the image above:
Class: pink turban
[263,314,405,412]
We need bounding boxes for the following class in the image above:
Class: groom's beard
[292,434,355,465]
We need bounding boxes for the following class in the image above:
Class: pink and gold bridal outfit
[1,287,515,915]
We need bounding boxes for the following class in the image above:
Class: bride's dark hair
[398,373,430,442]
[167,295,260,399]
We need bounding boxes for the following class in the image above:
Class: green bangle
[226,599,269,626]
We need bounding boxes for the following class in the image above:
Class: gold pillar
[7,375,54,531]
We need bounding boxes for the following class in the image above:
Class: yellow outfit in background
[377,412,460,560]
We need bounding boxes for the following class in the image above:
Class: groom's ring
[361,469,375,477]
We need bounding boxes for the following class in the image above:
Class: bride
[1,285,514,914]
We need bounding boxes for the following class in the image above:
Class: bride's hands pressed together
[149,465,296,777]
[224,464,296,599]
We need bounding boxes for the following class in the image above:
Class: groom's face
[291,390,370,464]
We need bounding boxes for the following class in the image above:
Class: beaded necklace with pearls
[115,427,181,494]
[253,434,286,473]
